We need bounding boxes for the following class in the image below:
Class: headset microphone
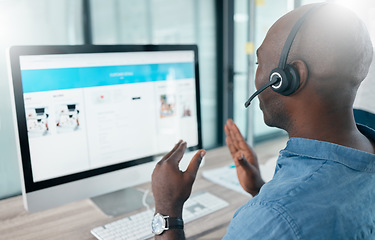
[244,3,325,108]
[244,77,280,108]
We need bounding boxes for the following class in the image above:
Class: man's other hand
[151,140,206,217]
[224,119,265,196]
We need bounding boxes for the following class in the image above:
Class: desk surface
[0,137,287,240]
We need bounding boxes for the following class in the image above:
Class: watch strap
[166,217,184,230]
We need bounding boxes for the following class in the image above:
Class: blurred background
[1,0,374,200]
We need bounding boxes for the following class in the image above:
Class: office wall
[0,0,83,199]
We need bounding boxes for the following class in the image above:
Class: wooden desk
[0,137,287,240]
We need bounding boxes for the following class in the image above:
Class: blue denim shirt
[223,125,375,240]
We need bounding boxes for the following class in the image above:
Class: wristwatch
[151,213,184,235]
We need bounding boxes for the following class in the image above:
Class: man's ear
[291,60,308,93]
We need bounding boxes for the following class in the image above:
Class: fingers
[227,119,245,149]
[224,123,231,137]
[161,140,183,162]
[226,136,238,159]
[167,141,187,164]
[225,119,247,157]
[185,149,206,182]
[158,141,204,183]
[225,121,238,152]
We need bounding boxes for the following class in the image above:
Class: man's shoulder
[258,156,328,203]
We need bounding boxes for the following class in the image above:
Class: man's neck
[287,108,375,154]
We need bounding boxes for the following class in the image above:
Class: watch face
[152,213,166,235]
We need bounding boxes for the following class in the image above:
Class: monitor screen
[9,45,201,211]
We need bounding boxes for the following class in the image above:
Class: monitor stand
[90,187,155,217]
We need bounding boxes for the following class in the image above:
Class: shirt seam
[303,159,328,183]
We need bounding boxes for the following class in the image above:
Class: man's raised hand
[224,119,264,196]
[151,140,206,217]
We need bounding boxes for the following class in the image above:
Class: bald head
[255,3,374,133]
[264,3,373,97]
[291,4,372,84]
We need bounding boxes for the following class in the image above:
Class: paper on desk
[202,156,278,196]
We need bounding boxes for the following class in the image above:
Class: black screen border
[9,44,202,193]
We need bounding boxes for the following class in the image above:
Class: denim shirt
[223,125,375,240]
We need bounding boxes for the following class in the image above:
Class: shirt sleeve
[223,202,300,240]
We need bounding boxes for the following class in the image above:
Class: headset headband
[278,3,325,69]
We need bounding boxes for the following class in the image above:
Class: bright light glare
[334,0,362,14]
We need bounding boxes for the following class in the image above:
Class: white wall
[0,0,83,199]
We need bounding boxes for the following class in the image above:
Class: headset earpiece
[283,64,300,95]
[269,68,288,93]
[270,64,300,96]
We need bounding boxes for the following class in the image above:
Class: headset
[244,4,325,108]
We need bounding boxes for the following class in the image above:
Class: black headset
[244,4,325,108]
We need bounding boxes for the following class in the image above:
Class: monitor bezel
[9,44,202,194]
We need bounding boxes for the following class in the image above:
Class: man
[151,3,375,239]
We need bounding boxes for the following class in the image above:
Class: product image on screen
[55,104,80,132]
[25,107,50,137]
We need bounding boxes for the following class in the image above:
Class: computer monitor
[8,45,202,214]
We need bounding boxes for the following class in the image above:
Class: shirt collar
[281,124,375,172]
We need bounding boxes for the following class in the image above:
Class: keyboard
[91,191,229,240]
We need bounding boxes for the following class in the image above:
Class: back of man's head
[258,3,374,132]
[288,4,373,98]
